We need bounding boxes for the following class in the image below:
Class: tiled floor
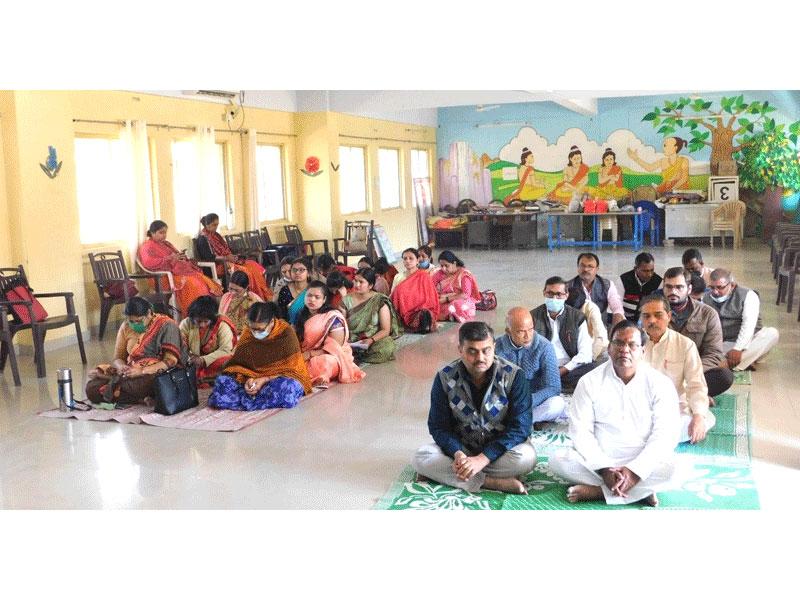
[1,240,797,508]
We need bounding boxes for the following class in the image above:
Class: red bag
[583,198,597,213]
[4,284,49,324]
[595,199,609,213]
[104,280,139,300]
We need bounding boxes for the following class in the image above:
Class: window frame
[255,142,288,224]
[378,146,402,210]
[338,144,369,215]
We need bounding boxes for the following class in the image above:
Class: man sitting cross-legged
[549,320,680,506]
[640,294,715,444]
[412,321,536,495]
[495,307,566,428]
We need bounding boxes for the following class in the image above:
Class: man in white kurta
[639,295,715,445]
[549,321,680,506]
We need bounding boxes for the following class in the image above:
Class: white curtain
[120,120,154,267]
[247,128,259,230]
[195,125,218,220]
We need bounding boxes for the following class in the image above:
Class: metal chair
[0,303,21,385]
[88,250,172,340]
[333,220,376,265]
[711,200,747,248]
[283,224,329,258]
[0,265,87,379]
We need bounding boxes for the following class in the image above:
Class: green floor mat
[733,370,752,385]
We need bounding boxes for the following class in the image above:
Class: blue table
[546,210,642,251]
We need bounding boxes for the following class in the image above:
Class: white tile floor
[1,240,798,508]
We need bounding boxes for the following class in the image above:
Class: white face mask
[252,330,270,340]
[711,294,730,304]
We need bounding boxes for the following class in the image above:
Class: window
[411,149,432,209]
[339,145,367,214]
[74,137,138,244]
[255,144,286,222]
[172,140,229,235]
[378,148,401,209]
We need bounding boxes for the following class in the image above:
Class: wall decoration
[708,176,739,203]
[301,156,323,177]
[641,95,800,175]
[39,146,62,179]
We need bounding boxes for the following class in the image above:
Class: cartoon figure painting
[502,147,548,206]
[548,145,589,204]
[627,137,690,194]
[593,148,630,200]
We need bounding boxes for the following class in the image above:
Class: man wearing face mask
[662,267,733,397]
[705,269,779,371]
[639,294,714,444]
[531,276,597,393]
[412,321,535,495]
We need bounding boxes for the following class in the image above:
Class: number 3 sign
[708,176,739,203]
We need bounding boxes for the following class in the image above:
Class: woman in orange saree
[390,248,439,333]
[197,213,272,301]
[138,220,223,317]
[548,145,590,205]
[295,281,365,385]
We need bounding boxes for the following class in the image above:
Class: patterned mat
[375,387,757,510]
[38,387,321,432]
[733,370,752,385]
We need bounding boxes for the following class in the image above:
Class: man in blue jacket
[412,321,535,495]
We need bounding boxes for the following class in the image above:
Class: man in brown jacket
[663,267,733,397]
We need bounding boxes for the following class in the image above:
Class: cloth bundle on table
[431,267,482,323]
[390,270,439,333]
[301,311,365,384]
[208,319,312,411]
[200,229,273,301]
[138,238,223,316]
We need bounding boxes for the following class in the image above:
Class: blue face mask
[545,298,565,313]
[419,260,430,269]
[252,330,269,340]
[711,294,730,304]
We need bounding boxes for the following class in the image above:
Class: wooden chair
[711,200,747,248]
[260,228,300,259]
[243,230,281,287]
[0,303,21,385]
[0,265,87,379]
[89,250,164,340]
[333,220,376,265]
[283,225,329,258]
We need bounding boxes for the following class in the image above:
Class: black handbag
[154,365,198,415]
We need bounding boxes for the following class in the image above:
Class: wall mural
[438,126,709,210]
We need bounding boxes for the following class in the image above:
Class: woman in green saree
[341,268,402,363]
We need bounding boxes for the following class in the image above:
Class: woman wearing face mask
[295,281,365,385]
[417,246,435,272]
[218,271,264,333]
[196,213,272,301]
[179,295,238,386]
[85,297,186,404]
[390,248,439,334]
[208,301,312,410]
[341,268,402,363]
[430,250,482,323]
[277,256,312,325]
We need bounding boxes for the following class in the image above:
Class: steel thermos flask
[57,368,75,411]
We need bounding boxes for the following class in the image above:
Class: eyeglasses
[544,291,568,299]
[708,282,730,292]
[291,267,308,274]
[610,340,641,351]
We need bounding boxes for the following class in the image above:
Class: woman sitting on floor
[179,295,238,387]
[208,301,312,411]
[325,270,353,310]
[315,253,357,283]
[138,219,223,317]
[295,281,365,385]
[390,247,439,334]
[430,250,482,323]
[272,256,295,297]
[86,297,186,404]
[277,256,312,325]
[341,268,402,364]
[417,245,435,272]
[219,271,264,333]
[374,257,398,292]
[196,212,272,300]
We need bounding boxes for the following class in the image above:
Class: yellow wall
[0,91,436,348]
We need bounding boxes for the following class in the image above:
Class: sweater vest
[437,357,521,455]
[531,304,585,358]
[568,275,611,314]
[620,270,662,320]
[707,285,762,342]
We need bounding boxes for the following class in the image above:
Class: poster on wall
[372,225,398,264]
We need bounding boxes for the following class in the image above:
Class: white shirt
[734,289,760,351]
[568,361,680,480]
[643,328,709,418]
[546,310,593,371]
[581,299,609,360]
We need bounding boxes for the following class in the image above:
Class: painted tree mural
[642,95,800,175]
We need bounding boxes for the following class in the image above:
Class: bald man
[495,307,566,426]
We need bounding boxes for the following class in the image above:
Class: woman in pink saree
[138,220,222,317]
[430,250,482,323]
[294,281,365,385]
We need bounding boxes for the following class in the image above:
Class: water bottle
[57,368,75,411]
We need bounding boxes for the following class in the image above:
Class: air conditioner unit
[182,90,238,99]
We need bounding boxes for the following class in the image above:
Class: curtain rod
[339,134,435,144]
[71,118,297,137]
